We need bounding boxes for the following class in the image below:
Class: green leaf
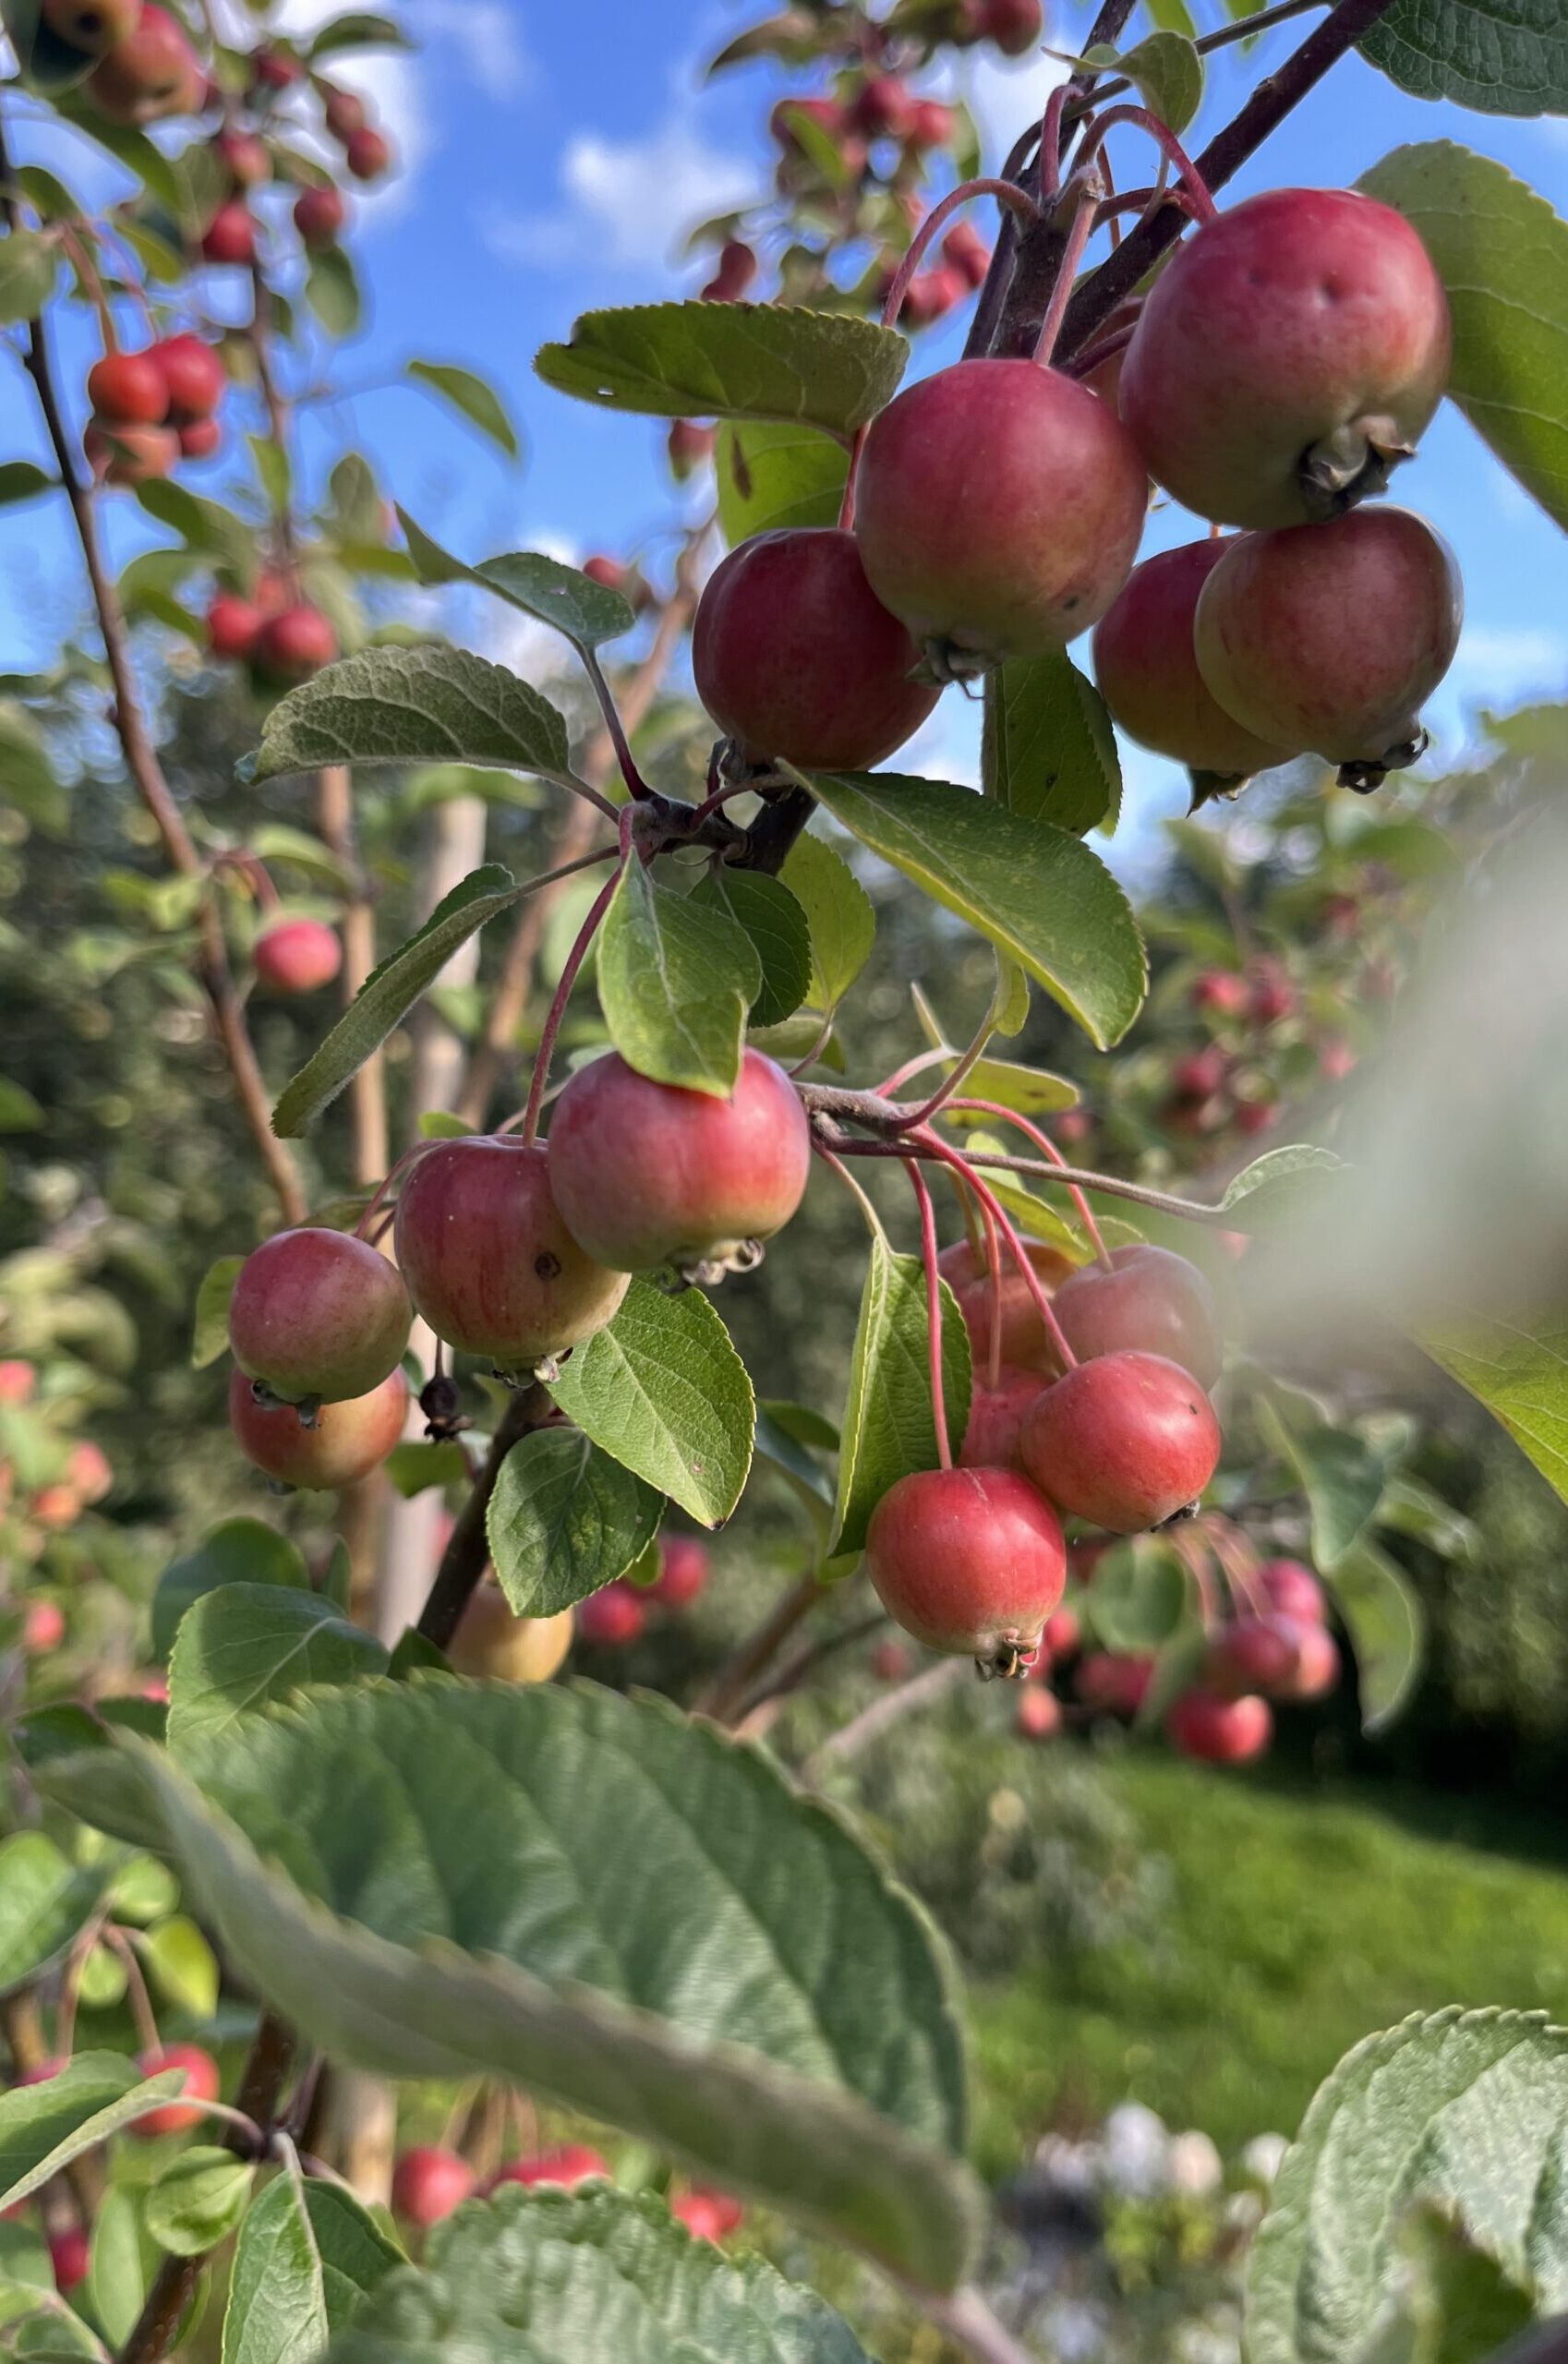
[330,2183,875,2363]
[223,2174,404,2364]
[309,11,413,51]
[85,1683,978,2286]
[781,833,874,1013]
[146,2148,255,2258]
[1247,2008,1568,2364]
[694,869,811,1029]
[535,303,908,435]
[801,771,1146,1051]
[1324,1536,1424,1735]
[754,1406,837,1547]
[0,1834,104,1998]
[1096,29,1203,130]
[248,824,357,895]
[406,362,520,459]
[549,1278,754,1526]
[983,650,1121,835]
[192,1256,244,1370]
[397,511,632,647]
[0,232,59,328]
[1358,145,1568,529]
[0,1078,42,1132]
[1420,1314,1568,1509]
[137,479,257,579]
[271,864,524,1137]
[1257,1394,1391,1572]
[1220,1144,1346,1228]
[1088,1537,1191,1653]
[832,1243,971,1563]
[245,648,572,788]
[0,464,54,509]
[714,419,849,543]
[1360,3,1565,114]
[306,245,362,338]
[487,1429,664,1616]
[249,434,291,520]
[152,1518,312,1663]
[167,1584,389,1749]
[89,2184,158,2346]
[383,1439,471,1498]
[597,862,759,1095]
[0,2054,188,2209]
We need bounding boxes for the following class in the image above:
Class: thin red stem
[907,1160,953,1469]
[946,1100,1113,1268]
[1037,86,1068,205]
[911,1127,1078,1369]
[354,1139,429,1242]
[980,1194,1004,1389]
[1064,323,1136,380]
[581,646,651,802]
[1073,104,1218,223]
[521,815,632,1145]
[1033,178,1102,368]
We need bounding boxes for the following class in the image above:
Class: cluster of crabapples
[390,2139,742,2249]
[692,185,1459,799]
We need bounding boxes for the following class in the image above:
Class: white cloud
[403,0,532,99]
[484,113,753,276]
[957,46,1070,165]
[1452,624,1568,696]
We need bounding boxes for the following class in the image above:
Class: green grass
[968,1755,1568,2168]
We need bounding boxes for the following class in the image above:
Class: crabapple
[1092,541,1296,785]
[1016,1685,1061,1740]
[1248,963,1296,1026]
[395,1137,628,1371]
[16,2056,65,2086]
[294,185,346,249]
[67,1441,112,1502]
[647,1534,708,1609]
[153,333,225,418]
[865,1465,1067,1670]
[88,5,200,122]
[1052,1245,1223,1391]
[936,1236,1074,1375]
[321,83,367,139]
[1076,1649,1152,1716]
[178,417,222,461]
[1043,1604,1081,1658]
[132,2042,220,2135]
[1119,187,1451,528]
[854,359,1148,678]
[392,2147,474,2225]
[31,1486,80,1529]
[22,1600,66,1651]
[575,1581,645,1648]
[905,99,955,150]
[672,2188,743,2241]
[1020,1351,1222,1533]
[699,237,757,300]
[344,125,391,180]
[48,2228,90,2293]
[1192,971,1249,1019]
[1277,1621,1340,1701]
[1165,1688,1272,1764]
[1193,508,1461,788]
[1173,1046,1229,1102]
[212,125,269,187]
[582,555,626,592]
[850,75,916,141]
[1320,1037,1357,1080]
[228,1365,407,1490]
[490,2144,607,2190]
[770,94,846,149]
[253,918,342,995]
[85,421,179,487]
[200,199,256,265]
[668,419,714,477]
[0,1361,34,1403]
[208,594,261,658]
[448,1587,573,1683]
[942,218,991,291]
[1234,1098,1277,1138]
[899,269,964,329]
[980,0,1043,51]
[42,0,138,48]
[871,1637,914,1682]
[959,1365,1044,1473]
[548,1047,812,1273]
[229,1226,411,1407]
[1206,1615,1302,1699]
[87,349,169,425]
[693,527,940,770]
[254,603,338,681]
[249,43,300,89]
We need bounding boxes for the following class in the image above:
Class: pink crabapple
[936,1236,1076,1376]
[22,1600,66,1652]
[1015,1685,1061,1741]
[1052,1244,1224,1391]
[294,185,346,249]
[152,333,225,419]
[575,1582,646,1649]
[48,2228,90,2293]
[646,1534,709,1609]
[87,349,168,425]
[344,125,391,180]
[228,1226,411,1407]
[85,420,179,488]
[672,2188,744,2241]
[254,603,338,681]
[207,593,262,658]
[87,4,200,123]
[1165,1688,1272,1763]
[253,919,342,995]
[200,199,257,266]
[959,1365,1046,1473]
[228,1365,408,1490]
[490,2144,608,2191]
[1020,1351,1223,1533]
[1092,540,1297,785]
[1076,1650,1153,1716]
[131,2042,220,2135]
[392,2147,475,2225]
[865,1465,1067,1671]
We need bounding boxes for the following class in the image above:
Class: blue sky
[4,0,1565,829]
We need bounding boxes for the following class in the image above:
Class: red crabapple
[152,333,225,419]
[699,237,756,300]
[959,1365,1045,1473]
[229,1226,411,1407]
[1277,1621,1340,1700]
[67,1441,113,1502]
[1076,1649,1152,1716]
[393,1136,628,1371]
[1020,1351,1222,1533]
[854,359,1148,678]
[1191,971,1248,1019]
[899,270,963,329]
[490,2144,608,2191]
[0,1360,34,1403]
[668,419,715,478]
[23,1600,66,1651]
[88,5,200,122]
[42,0,138,47]
[200,199,256,265]
[1206,1615,1302,1699]
[905,99,955,150]
[249,43,301,89]
[1255,1562,1326,1630]
[344,126,391,180]
[31,1487,80,1530]
[85,421,179,487]
[871,1637,914,1683]
[1016,1685,1060,1740]
[1119,187,1451,528]
[294,185,346,249]
[770,94,847,149]
[942,219,991,291]
[1248,965,1297,1026]
[865,1465,1067,1670]
[671,2188,743,2241]
[212,125,270,187]
[132,2042,220,2135]
[87,349,169,425]
[1165,1688,1272,1763]
[647,1535,708,1608]
[548,1048,812,1274]
[582,555,627,592]
[321,84,367,139]
[228,1365,407,1490]
[1194,508,1461,789]
[850,75,916,141]
[48,2228,90,2293]
[694,528,939,771]
[254,919,342,995]
[448,1587,573,1683]
[1092,541,1296,785]
[1172,1046,1229,1102]
[392,2147,475,2225]
[1052,1245,1223,1390]
[178,417,222,461]
[1043,1605,1081,1658]
[936,1236,1075,1375]
[575,1581,645,1648]
[254,603,338,681]
[208,593,262,658]
[980,0,1043,51]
